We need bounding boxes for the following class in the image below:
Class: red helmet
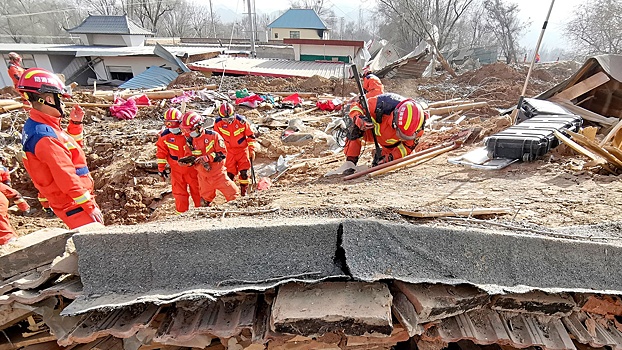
[394,100,427,140]
[164,108,182,127]
[17,68,71,98]
[180,111,204,131]
[218,102,234,118]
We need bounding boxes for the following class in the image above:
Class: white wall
[91,34,128,46]
[293,44,358,60]
[100,56,174,78]
[122,35,146,47]
[270,28,323,41]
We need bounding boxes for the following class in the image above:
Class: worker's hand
[197,156,211,171]
[158,169,170,181]
[354,116,373,131]
[85,205,105,225]
[69,105,85,123]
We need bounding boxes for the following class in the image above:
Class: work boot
[240,184,248,197]
[43,208,56,218]
[200,199,211,207]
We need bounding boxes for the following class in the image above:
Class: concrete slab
[393,281,489,322]
[0,228,71,280]
[66,219,345,315]
[271,282,392,336]
[341,220,622,295]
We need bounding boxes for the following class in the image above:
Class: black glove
[178,156,197,165]
[158,169,170,180]
[213,152,226,163]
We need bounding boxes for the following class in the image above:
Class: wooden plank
[604,146,622,163]
[428,102,487,115]
[368,143,460,177]
[64,102,154,109]
[427,98,470,108]
[553,130,602,161]
[600,118,622,146]
[566,130,622,169]
[0,331,57,350]
[398,208,514,218]
[580,126,598,141]
[553,71,610,101]
[552,99,619,126]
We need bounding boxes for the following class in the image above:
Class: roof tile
[67,15,152,35]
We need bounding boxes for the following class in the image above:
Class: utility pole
[246,0,256,57]
[209,0,216,37]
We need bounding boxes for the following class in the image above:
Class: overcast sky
[210,0,581,51]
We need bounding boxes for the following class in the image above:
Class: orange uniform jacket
[0,182,21,244]
[0,165,10,186]
[155,129,201,213]
[363,74,384,99]
[189,130,238,202]
[21,109,99,229]
[8,63,24,88]
[345,95,416,162]
[214,115,257,178]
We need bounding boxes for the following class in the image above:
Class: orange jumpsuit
[156,128,201,213]
[0,183,29,245]
[0,165,10,186]
[363,74,384,99]
[214,115,257,188]
[345,94,416,163]
[21,109,101,229]
[189,130,238,203]
[8,63,24,88]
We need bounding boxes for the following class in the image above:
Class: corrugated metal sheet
[267,9,327,29]
[189,56,347,79]
[119,66,178,89]
[67,15,152,35]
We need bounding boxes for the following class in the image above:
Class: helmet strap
[34,93,63,117]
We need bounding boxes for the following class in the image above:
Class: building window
[106,66,133,81]
[289,31,300,39]
[275,33,279,39]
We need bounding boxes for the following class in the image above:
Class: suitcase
[517,98,569,123]
[485,114,582,161]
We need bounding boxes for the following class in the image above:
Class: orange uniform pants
[0,193,17,244]
[170,166,201,213]
[225,148,251,175]
[197,163,239,203]
[52,203,102,230]
[344,132,411,162]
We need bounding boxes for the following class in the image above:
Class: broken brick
[490,291,576,316]
[580,295,622,316]
[393,281,489,323]
[271,282,392,336]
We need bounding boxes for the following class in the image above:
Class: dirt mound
[0,86,18,99]
[456,62,524,85]
[298,75,332,92]
[168,71,211,89]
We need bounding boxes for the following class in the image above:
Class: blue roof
[267,9,327,30]
[119,66,178,89]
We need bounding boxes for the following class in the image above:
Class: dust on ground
[4,60,619,238]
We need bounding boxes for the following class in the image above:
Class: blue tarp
[119,66,178,89]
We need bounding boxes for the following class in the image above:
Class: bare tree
[565,0,622,55]
[483,0,527,64]
[289,0,329,16]
[88,0,123,15]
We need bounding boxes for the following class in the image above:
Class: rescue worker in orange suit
[7,52,25,89]
[155,108,201,213]
[0,182,31,245]
[341,93,428,173]
[0,156,11,187]
[17,68,104,229]
[179,111,238,207]
[213,102,257,196]
[362,68,384,99]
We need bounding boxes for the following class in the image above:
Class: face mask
[190,130,200,138]
[169,127,181,134]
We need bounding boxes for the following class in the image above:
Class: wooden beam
[427,98,471,108]
[553,71,610,101]
[64,102,154,109]
[553,130,602,161]
[368,142,459,177]
[398,208,514,218]
[0,332,57,350]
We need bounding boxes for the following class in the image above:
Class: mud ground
[3,60,620,239]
